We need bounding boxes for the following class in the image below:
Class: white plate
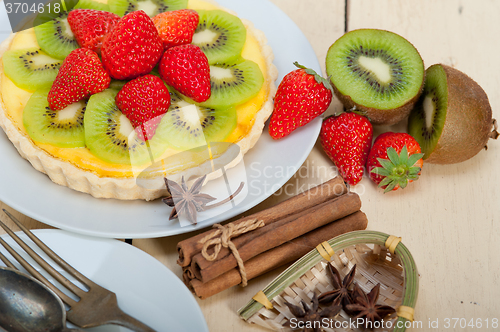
[0,0,322,238]
[0,229,209,332]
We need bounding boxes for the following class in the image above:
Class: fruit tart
[0,0,278,200]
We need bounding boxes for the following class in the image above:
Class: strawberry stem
[370,146,424,193]
[293,61,334,95]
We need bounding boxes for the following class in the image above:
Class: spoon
[0,266,82,332]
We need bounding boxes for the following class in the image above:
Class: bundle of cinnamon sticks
[177,176,368,299]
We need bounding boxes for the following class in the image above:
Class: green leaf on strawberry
[371,145,424,193]
[366,132,424,193]
[292,61,334,95]
[269,62,333,139]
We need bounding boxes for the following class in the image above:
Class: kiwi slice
[23,88,86,148]
[157,91,237,151]
[109,79,128,91]
[84,89,169,165]
[2,48,62,91]
[34,12,78,60]
[326,29,425,125]
[191,10,246,65]
[108,0,187,17]
[181,59,264,109]
[74,0,110,11]
[33,0,107,60]
[408,64,498,164]
[32,0,107,27]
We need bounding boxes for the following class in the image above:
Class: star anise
[283,293,341,332]
[162,175,244,225]
[318,263,356,311]
[345,283,396,329]
[163,175,216,224]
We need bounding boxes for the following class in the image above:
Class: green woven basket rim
[237,230,419,332]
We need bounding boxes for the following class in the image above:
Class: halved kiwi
[2,48,62,91]
[326,29,425,125]
[408,64,498,164]
[191,10,246,65]
[157,91,237,151]
[23,88,86,147]
[181,59,264,109]
[108,0,187,16]
[33,0,108,59]
[84,89,169,165]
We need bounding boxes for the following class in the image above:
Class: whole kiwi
[408,64,498,164]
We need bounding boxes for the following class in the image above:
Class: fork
[0,209,156,332]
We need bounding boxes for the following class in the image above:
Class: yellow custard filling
[0,0,271,178]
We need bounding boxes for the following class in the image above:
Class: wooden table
[1,0,500,331]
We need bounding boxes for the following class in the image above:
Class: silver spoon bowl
[0,266,81,332]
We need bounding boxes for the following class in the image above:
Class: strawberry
[48,48,110,110]
[269,62,333,140]
[67,9,120,54]
[159,44,211,103]
[366,132,425,193]
[320,112,373,186]
[101,10,163,80]
[115,74,171,141]
[152,9,199,49]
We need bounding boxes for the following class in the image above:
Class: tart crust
[0,18,277,200]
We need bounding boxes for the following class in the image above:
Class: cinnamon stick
[177,176,347,267]
[187,211,368,299]
[189,200,320,278]
[183,266,195,280]
[192,192,361,283]
[182,267,192,286]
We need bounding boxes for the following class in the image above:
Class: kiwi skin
[410,64,498,164]
[331,79,424,125]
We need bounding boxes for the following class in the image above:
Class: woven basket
[238,231,419,331]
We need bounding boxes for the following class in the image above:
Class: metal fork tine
[2,209,94,287]
[0,213,88,299]
[0,236,76,305]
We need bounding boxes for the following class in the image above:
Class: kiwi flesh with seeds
[108,0,187,17]
[191,10,246,65]
[157,90,237,151]
[84,89,169,165]
[23,88,86,148]
[180,59,264,109]
[2,48,62,91]
[34,13,78,60]
[33,0,107,60]
[326,29,425,125]
[408,64,498,164]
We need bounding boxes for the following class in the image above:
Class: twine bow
[199,219,265,287]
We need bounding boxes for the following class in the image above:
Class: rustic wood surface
[1,0,499,331]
